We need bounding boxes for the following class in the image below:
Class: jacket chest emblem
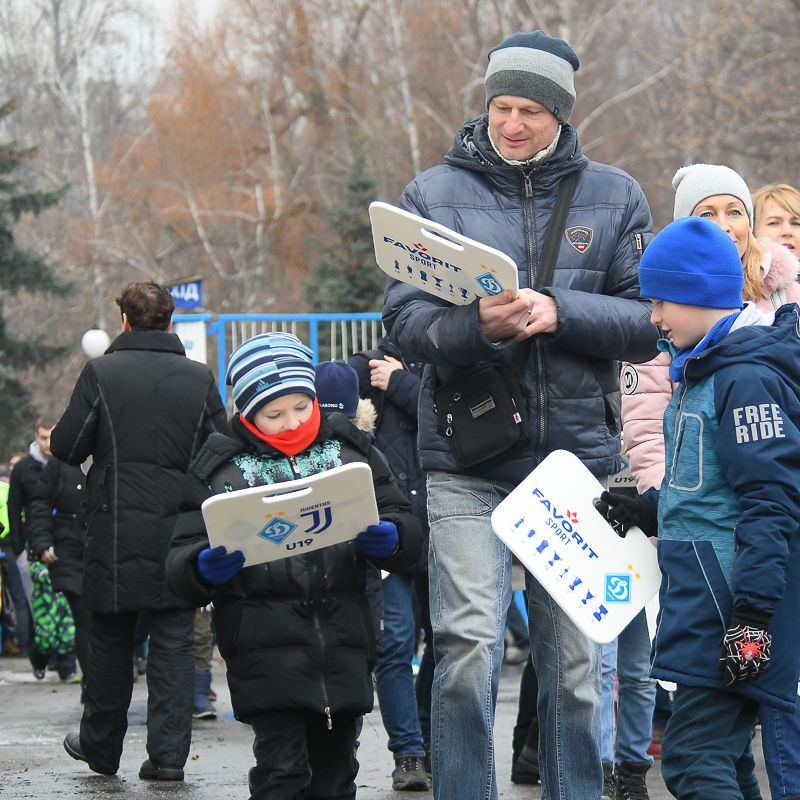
[565,226,593,254]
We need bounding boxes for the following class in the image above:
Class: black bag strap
[510,170,577,371]
[534,169,577,290]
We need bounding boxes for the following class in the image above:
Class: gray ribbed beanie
[485,31,579,124]
[672,164,753,226]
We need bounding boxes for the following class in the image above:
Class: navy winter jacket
[383,116,659,481]
[652,305,800,710]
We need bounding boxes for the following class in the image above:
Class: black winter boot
[601,762,616,800]
[616,760,650,800]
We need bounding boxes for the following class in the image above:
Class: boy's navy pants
[662,684,761,800]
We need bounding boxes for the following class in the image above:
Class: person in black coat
[166,332,421,800]
[349,338,434,787]
[28,457,87,680]
[51,281,229,781]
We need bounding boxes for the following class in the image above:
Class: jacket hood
[352,398,377,434]
[688,303,800,385]
[443,114,586,192]
[760,239,800,295]
[28,441,48,465]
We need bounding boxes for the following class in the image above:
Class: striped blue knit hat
[226,332,316,420]
[485,31,579,124]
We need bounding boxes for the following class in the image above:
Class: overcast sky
[147,0,221,35]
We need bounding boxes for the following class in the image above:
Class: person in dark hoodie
[166,332,421,800]
[52,281,228,781]
[597,217,800,800]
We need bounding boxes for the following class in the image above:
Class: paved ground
[0,653,769,799]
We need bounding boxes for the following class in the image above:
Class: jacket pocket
[213,602,243,661]
[668,412,703,491]
[654,540,732,674]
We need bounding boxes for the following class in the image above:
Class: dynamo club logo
[259,517,297,545]
[475,271,504,295]
[604,574,632,604]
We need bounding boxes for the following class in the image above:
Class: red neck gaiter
[239,399,322,457]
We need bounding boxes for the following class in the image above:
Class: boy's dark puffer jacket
[167,412,421,723]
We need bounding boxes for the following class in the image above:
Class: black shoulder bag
[432,171,577,468]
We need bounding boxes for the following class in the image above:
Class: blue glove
[197,545,245,585]
[354,520,399,558]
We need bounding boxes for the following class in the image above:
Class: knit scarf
[667,310,742,384]
[487,124,562,168]
[239,399,322,456]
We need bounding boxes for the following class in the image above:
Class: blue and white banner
[165,274,203,308]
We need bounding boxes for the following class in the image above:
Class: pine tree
[305,143,384,314]
[0,98,68,455]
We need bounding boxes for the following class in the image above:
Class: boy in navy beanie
[597,216,800,798]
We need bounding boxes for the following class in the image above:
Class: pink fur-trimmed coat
[621,239,800,492]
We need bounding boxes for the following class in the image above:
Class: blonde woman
[753,183,800,256]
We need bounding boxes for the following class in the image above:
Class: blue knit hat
[315,361,359,418]
[639,217,744,309]
[485,31,579,124]
[226,332,316,421]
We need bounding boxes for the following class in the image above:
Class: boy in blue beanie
[165,332,421,800]
[597,216,800,799]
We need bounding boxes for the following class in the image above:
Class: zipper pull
[324,706,333,730]
[524,174,533,199]
[634,232,643,255]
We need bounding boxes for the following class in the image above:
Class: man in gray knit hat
[383,29,658,800]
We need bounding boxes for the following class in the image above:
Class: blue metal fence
[175,312,384,407]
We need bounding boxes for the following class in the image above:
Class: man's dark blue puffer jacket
[383,114,659,482]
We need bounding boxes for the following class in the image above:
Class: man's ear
[121,312,132,331]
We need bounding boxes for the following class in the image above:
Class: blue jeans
[761,700,800,800]
[600,608,656,764]
[427,472,601,800]
[374,571,424,759]
[662,685,761,800]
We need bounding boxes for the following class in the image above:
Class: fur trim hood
[352,398,377,434]
[760,238,800,294]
